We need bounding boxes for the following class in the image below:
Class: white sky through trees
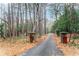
[0,3,54,22]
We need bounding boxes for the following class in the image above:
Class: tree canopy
[51,4,79,35]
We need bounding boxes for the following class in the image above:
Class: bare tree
[25,3,28,36]
[7,3,12,38]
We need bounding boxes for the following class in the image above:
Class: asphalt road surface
[21,34,64,56]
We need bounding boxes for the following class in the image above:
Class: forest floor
[53,33,79,56]
[0,35,47,56]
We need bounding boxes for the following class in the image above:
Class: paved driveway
[21,34,64,56]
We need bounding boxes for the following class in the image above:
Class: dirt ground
[0,35,47,56]
[53,34,79,56]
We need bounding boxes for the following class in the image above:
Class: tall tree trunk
[44,7,47,34]
[8,3,11,38]
[25,3,28,36]
[16,4,20,36]
[11,3,15,40]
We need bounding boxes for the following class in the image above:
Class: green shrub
[72,35,79,39]
[55,29,60,36]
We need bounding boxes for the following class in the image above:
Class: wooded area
[0,3,79,56]
[50,4,79,42]
[0,3,47,41]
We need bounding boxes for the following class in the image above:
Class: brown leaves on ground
[53,34,79,56]
[0,35,47,56]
